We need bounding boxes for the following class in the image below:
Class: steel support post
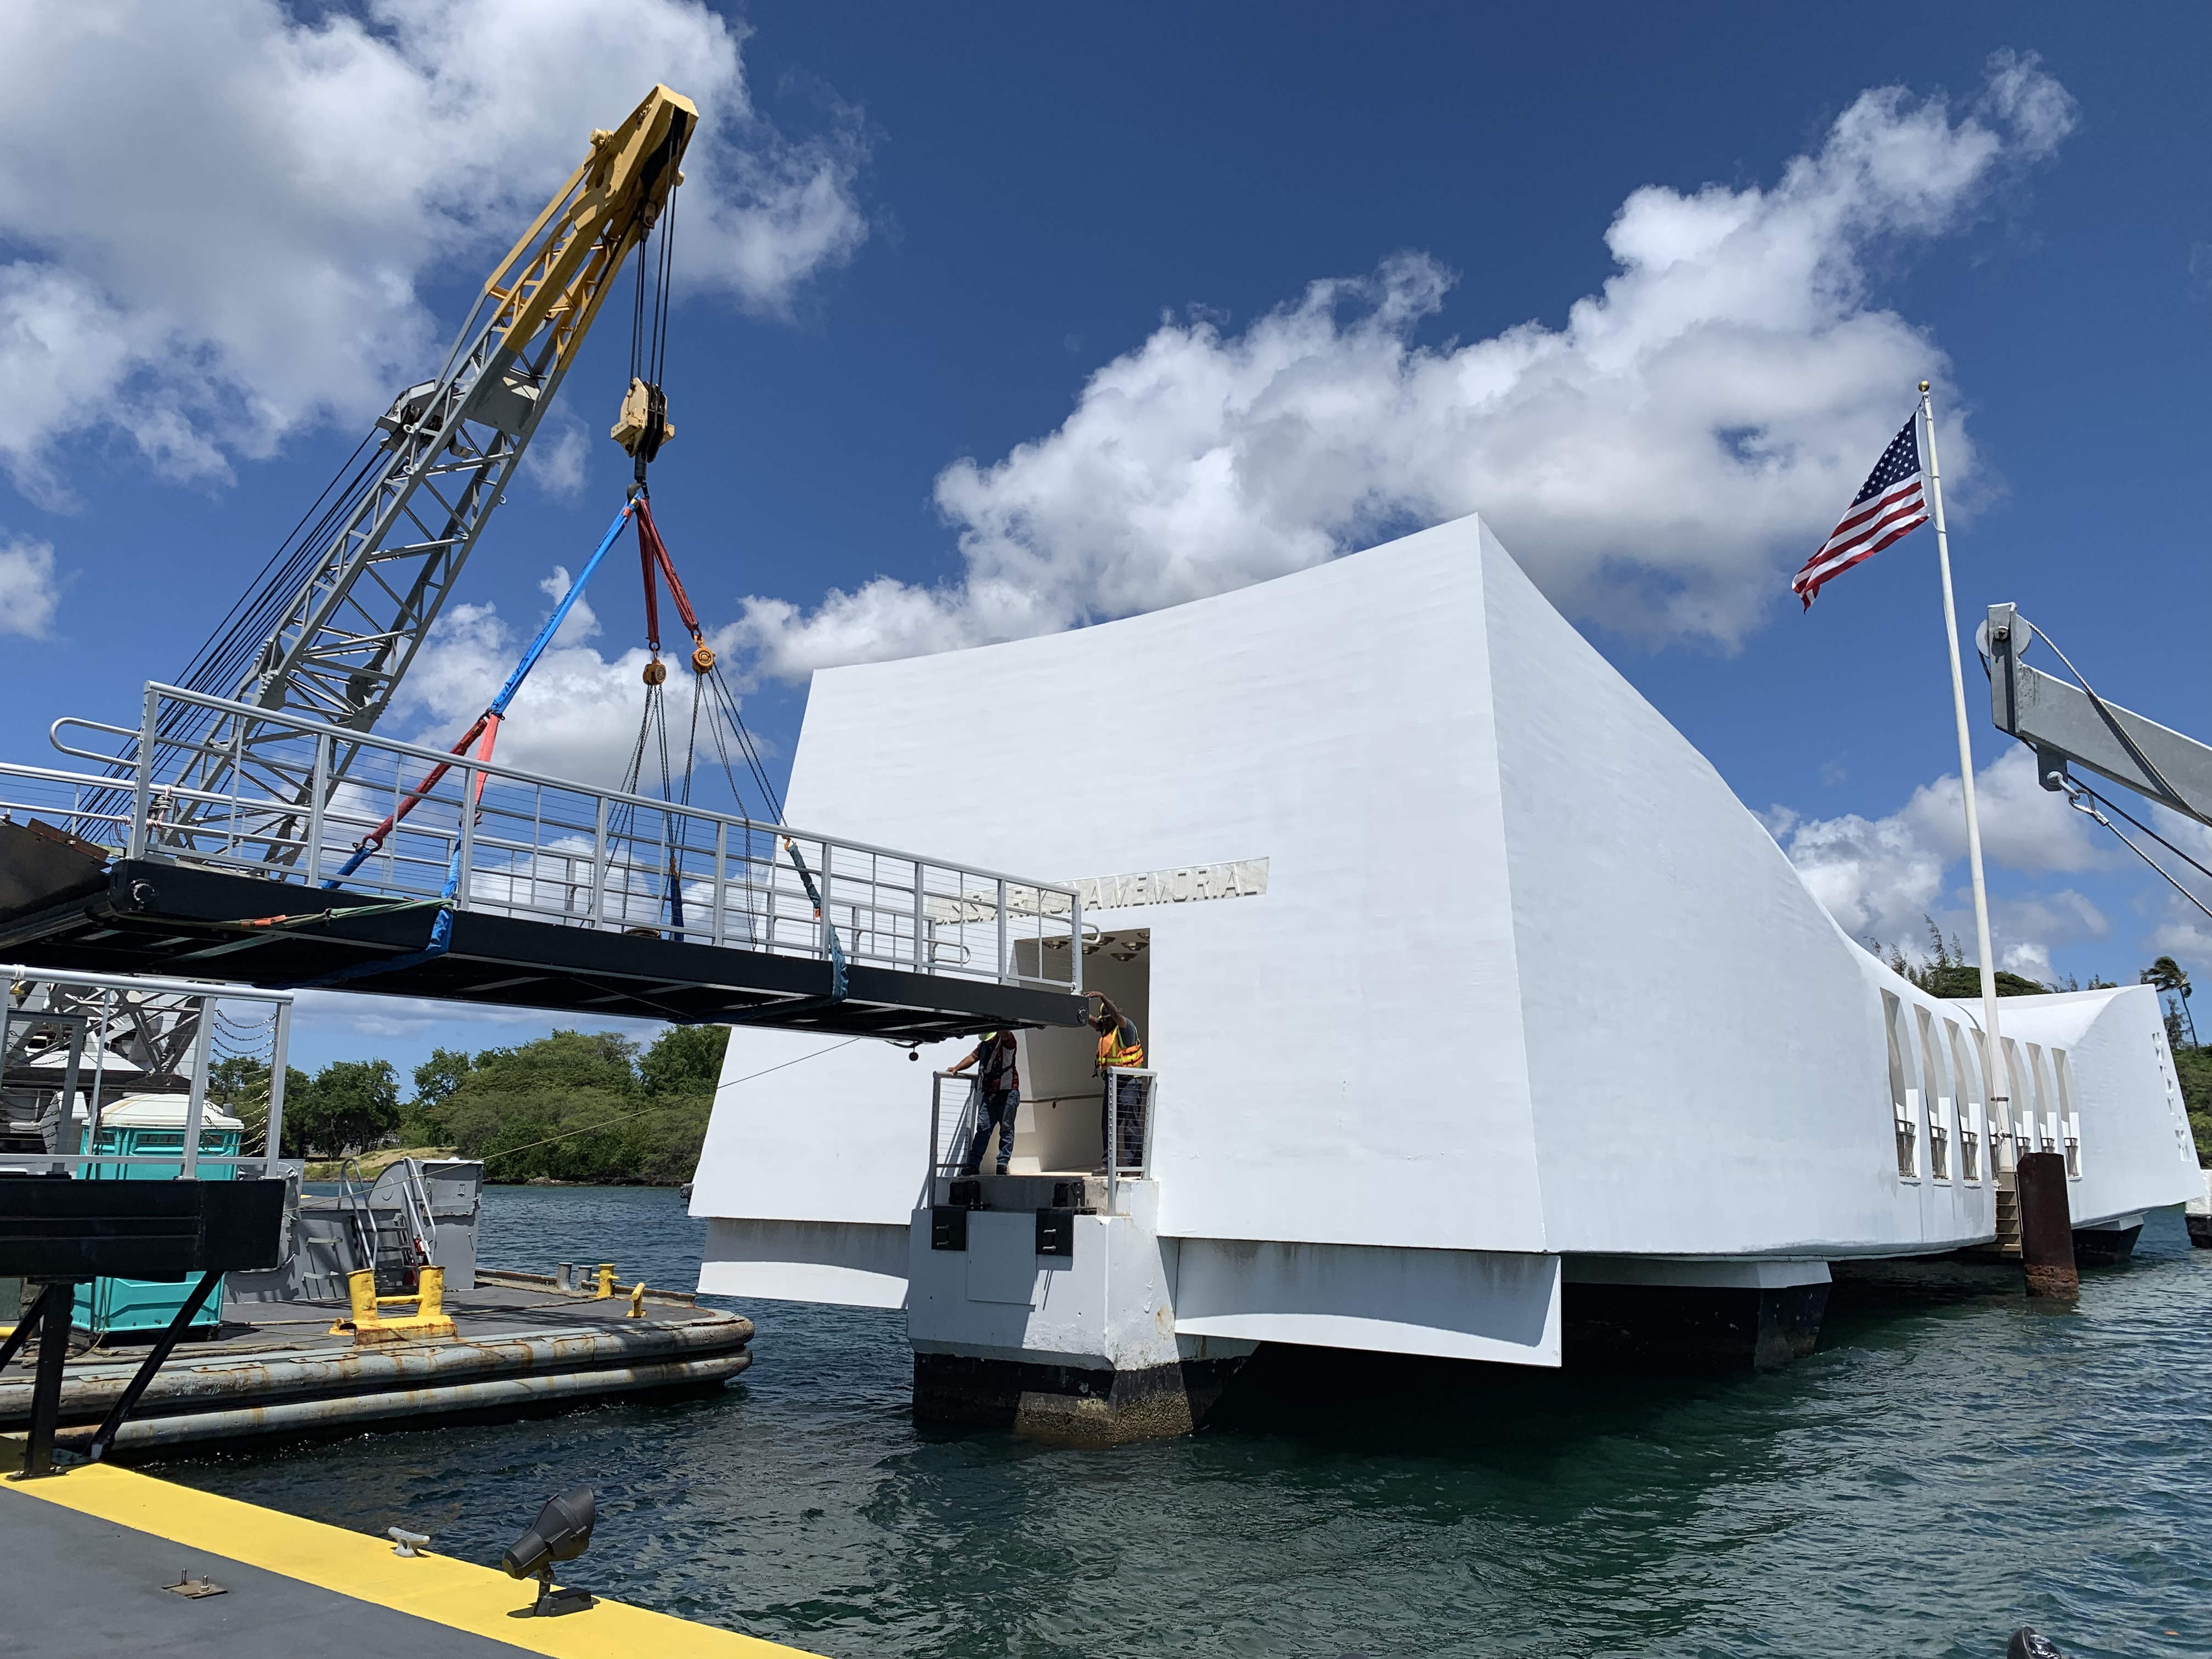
[913,864,928,972]
[54,1019,85,1177]
[930,1071,943,1180]
[83,986,113,1153]
[456,764,477,907]
[996,878,1009,984]
[307,731,329,885]
[129,685,159,859]
[265,1000,292,1162]
[178,996,216,1180]
[592,794,610,929]
[1106,1077,1118,1217]
[712,820,727,949]
[19,1282,75,1479]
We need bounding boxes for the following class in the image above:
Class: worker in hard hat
[1091,995,1148,1172]
[947,1030,1020,1177]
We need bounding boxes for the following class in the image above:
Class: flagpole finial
[1918,380,1931,393]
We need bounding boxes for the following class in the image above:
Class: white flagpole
[1920,379,2008,1141]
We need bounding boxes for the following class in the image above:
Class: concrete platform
[0,1454,814,1657]
[1,1275,753,1454]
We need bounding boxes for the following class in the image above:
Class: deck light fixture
[503,1486,597,1615]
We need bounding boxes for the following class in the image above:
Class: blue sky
[1,3,2207,1075]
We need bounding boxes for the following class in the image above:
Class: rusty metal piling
[2016,1150,2078,1300]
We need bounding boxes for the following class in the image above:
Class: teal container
[72,1095,246,1340]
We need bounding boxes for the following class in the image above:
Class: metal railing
[1,964,295,1180]
[23,684,1082,994]
[1103,1068,1157,1214]
[928,1070,983,1187]
[923,1067,1159,1215]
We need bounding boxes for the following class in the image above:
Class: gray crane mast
[149,87,697,846]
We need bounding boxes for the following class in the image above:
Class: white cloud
[1895,743,2109,873]
[737,53,2073,677]
[0,534,59,637]
[390,570,758,797]
[521,412,592,500]
[0,0,866,504]
[394,598,653,789]
[1774,744,2112,969]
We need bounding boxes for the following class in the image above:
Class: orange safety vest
[1097,1022,1146,1070]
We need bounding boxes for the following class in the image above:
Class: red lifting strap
[634,495,705,651]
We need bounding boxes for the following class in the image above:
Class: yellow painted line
[1,1459,821,1658]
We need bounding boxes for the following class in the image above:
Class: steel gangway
[0,684,1087,1040]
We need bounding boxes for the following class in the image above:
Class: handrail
[337,1157,380,1280]
[31,682,1086,994]
[0,964,294,1005]
[1103,1066,1159,1216]
[928,1070,983,1187]
[119,682,1080,896]
[48,716,140,768]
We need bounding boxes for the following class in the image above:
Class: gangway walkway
[0,685,1086,1039]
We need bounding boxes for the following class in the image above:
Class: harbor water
[161,1187,2211,1658]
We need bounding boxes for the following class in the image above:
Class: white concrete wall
[1984,985,2202,1227]
[906,1182,1190,1371]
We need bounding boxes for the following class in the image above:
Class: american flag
[1791,414,1929,608]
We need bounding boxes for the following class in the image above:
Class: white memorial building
[689,515,2200,1439]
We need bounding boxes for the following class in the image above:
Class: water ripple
[160,1189,2212,1659]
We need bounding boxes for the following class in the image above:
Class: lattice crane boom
[165,85,696,820]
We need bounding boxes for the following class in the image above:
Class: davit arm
[1983,602,2212,826]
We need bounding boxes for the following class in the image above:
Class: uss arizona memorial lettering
[926,859,1269,926]
[1070,859,1269,911]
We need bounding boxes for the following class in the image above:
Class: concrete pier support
[1559,1257,1830,1371]
[2185,1170,2212,1249]
[2016,1151,2079,1300]
[2070,1214,2144,1266]
[913,1351,1249,1443]
[905,1178,1255,1445]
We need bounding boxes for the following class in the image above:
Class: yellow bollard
[595,1263,616,1299]
[627,1280,646,1318]
[329,1267,382,1334]
[334,1265,456,1345]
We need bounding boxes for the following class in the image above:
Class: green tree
[429,1026,721,1186]
[440,1030,643,1184]
[283,1059,400,1159]
[2141,956,2198,1048]
[641,1025,727,1098]
[2170,1046,2212,1165]
[400,1046,475,1146]
[1868,918,2047,998]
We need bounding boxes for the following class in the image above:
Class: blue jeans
[962,1090,1018,1175]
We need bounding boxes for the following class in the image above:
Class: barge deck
[0,1272,751,1455]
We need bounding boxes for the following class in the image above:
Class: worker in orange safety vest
[1091,994,1147,1172]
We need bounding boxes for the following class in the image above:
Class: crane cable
[607,189,789,937]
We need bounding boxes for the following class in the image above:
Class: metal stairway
[1993,1180,2023,1260]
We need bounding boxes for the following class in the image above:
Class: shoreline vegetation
[213,1027,730,1187]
